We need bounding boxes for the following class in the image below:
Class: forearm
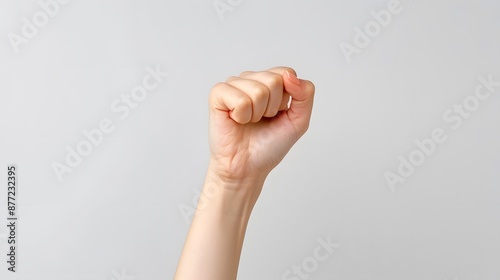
[173,66,314,279]
[174,169,266,280]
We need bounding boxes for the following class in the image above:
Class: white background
[0,0,499,279]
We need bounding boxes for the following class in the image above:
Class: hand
[174,66,314,280]
[207,66,315,187]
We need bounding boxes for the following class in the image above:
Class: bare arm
[174,66,315,280]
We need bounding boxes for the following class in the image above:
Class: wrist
[206,159,268,193]
[198,164,267,219]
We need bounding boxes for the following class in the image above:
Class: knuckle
[283,67,297,77]
[236,94,252,109]
[240,71,253,77]
[249,83,269,100]
[211,82,226,93]
[265,73,282,89]
[270,66,296,77]
[208,82,226,106]
[209,82,225,101]
[226,76,239,82]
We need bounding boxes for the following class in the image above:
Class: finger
[240,67,296,77]
[265,66,297,77]
[225,77,270,123]
[209,82,253,124]
[239,70,255,77]
[279,92,291,111]
[238,71,283,118]
[283,71,315,134]
[265,66,297,111]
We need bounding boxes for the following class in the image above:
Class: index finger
[265,66,297,77]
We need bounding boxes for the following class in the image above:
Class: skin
[173,66,315,280]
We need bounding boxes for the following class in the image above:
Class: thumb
[283,71,315,135]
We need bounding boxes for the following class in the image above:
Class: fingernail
[286,71,301,87]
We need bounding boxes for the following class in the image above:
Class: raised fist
[208,66,315,185]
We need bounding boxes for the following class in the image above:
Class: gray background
[0,0,499,279]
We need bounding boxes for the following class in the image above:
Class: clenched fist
[207,66,315,186]
[175,67,315,280]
